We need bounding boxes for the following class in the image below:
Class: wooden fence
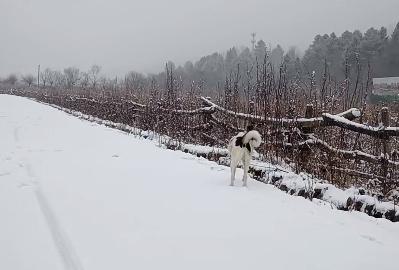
[5,89,399,199]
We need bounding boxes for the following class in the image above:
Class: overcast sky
[1,0,398,77]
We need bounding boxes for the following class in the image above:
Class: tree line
[2,22,398,95]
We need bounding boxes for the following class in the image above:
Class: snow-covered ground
[1,94,399,270]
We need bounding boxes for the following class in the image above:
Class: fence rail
[4,89,399,198]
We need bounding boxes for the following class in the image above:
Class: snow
[70,96,215,115]
[269,169,398,217]
[305,134,399,166]
[373,76,399,85]
[387,126,399,132]
[338,107,361,118]
[323,113,399,136]
[180,143,229,156]
[323,113,378,131]
[1,94,399,270]
[201,97,361,126]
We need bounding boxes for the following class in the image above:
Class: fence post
[201,97,212,144]
[298,104,314,172]
[381,107,390,194]
[303,104,314,134]
[202,97,212,125]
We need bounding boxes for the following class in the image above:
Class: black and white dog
[228,126,262,187]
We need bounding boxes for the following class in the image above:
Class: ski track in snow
[34,185,84,270]
[19,155,84,270]
[13,126,20,142]
[9,119,84,270]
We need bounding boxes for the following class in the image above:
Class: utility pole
[37,64,40,88]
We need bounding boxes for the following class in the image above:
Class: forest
[1,22,399,95]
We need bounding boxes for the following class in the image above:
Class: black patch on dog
[235,136,243,147]
[235,125,254,151]
[245,143,251,152]
[235,136,251,152]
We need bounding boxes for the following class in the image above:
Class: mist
[1,0,399,76]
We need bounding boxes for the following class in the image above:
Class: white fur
[228,130,262,187]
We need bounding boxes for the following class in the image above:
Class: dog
[228,126,262,187]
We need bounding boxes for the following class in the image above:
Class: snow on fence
[200,96,362,128]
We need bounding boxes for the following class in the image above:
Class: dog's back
[228,130,261,154]
[228,132,246,163]
[228,131,245,153]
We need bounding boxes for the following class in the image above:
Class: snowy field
[1,94,399,270]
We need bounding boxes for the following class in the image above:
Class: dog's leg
[242,156,250,187]
[230,158,238,186]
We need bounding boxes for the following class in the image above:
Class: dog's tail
[243,130,262,148]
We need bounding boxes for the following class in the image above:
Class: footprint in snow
[18,183,31,188]
[28,149,45,153]
[112,154,119,158]
[210,166,224,171]
[360,234,382,245]
[0,172,11,177]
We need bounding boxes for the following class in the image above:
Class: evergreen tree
[254,39,267,62]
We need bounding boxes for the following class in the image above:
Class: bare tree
[54,71,65,88]
[79,72,90,90]
[99,76,108,95]
[89,65,101,90]
[40,68,54,88]
[4,74,18,85]
[64,67,80,90]
[21,74,35,87]
[124,71,147,94]
[46,69,56,87]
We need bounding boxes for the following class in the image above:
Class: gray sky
[1,0,398,77]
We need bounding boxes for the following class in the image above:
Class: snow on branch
[200,97,361,128]
[71,96,215,115]
[305,135,399,166]
[158,106,216,115]
[322,113,399,137]
[336,108,361,120]
[327,166,387,182]
[186,123,212,131]
[123,100,146,108]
